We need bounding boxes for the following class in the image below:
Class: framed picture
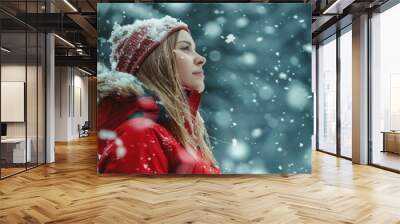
[97,3,312,174]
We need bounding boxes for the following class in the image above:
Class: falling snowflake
[209,50,222,62]
[116,146,126,159]
[204,21,222,38]
[251,128,262,138]
[236,17,249,28]
[287,81,309,110]
[279,72,287,80]
[290,56,299,65]
[264,26,275,34]
[114,138,123,146]
[225,34,236,44]
[240,52,256,65]
[302,44,312,53]
[228,139,250,160]
[98,129,117,140]
[232,138,237,146]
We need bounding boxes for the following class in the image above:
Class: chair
[79,121,90,138]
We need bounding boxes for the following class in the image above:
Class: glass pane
[1,31,27,177]
[371,4,400,171]
[28,0,38,168]
[0,1,46,178]
[317,37,337,154]
[38,32,45,165]
[27,31,38,169]
[340,29,352,158]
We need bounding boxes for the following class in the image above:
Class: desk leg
[382,133,386,153]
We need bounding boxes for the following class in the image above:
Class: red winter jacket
[97,71,220,174]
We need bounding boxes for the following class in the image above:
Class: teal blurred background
[98,3,313,174]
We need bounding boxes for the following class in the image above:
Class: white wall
[55,66,69,141]
[55,67,89,141]
[1,65,41,137]
[72,73,89,138]
[1,65,26,139]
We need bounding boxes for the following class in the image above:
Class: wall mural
[97,3,312,174]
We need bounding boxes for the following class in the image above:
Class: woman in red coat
[97,16,221,174]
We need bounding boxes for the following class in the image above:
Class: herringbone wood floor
[1,135,400,224]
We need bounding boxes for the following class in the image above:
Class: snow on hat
[109,15,189,75]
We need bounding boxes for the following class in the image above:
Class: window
[0,1,47,179]
[339,28,352,158]
[317,36,337,154]
[370,3,400,171]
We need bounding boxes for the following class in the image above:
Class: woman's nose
[194,53,206,66]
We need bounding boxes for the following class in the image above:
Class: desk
[381,131,400,154]
[1,138,31,163]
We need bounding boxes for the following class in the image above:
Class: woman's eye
[180,46,190,51]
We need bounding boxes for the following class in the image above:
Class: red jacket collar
[186,89,202,121]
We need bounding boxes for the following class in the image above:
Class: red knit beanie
[109,16,189,75]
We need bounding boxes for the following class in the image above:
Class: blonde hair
[136,32,218,167]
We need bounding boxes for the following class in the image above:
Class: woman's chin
[183,82,205,93]
[197,88,204,93]
[191,85,205,93]
[197,84,205,93]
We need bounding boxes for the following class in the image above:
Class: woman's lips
[192,71,204,77]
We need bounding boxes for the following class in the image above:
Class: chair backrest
[82,121,90,129]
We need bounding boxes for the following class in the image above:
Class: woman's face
[174,30,207,93]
